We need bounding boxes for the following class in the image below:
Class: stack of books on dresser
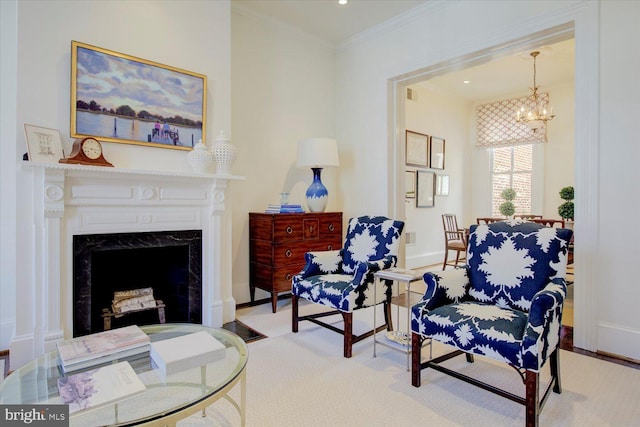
[57,325,151,373]
[264,203,305,213]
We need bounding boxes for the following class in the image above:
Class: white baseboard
[597,321,640,362]
[405,251,443,269]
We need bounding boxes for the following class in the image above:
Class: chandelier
[516,51,555,131]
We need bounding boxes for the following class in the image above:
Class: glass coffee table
[0,324,248,426]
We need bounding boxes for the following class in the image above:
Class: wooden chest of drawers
[249,212,343,313]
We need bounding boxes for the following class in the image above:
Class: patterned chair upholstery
[292,216,404,358]
[411,220,573,427]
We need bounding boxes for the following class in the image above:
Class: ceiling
[420,39,574,102]
[232,0,574,102]
[232,0,429,45]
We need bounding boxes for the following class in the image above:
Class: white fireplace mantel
[12,161,242,367]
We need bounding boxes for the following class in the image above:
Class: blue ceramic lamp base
[306,167,329,212]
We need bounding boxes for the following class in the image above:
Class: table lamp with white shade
[296,138,339,212]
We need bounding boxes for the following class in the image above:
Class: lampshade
[296,138,339,168]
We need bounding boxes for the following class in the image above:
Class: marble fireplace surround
[17,162,241,364]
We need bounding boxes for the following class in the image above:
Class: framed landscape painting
[70,41,207,151]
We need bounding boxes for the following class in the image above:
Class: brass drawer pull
[285,249,292,257]
[308,225,314,233]
[328,224,335,232]
[286,226,293,234]
[327,245,333,250]
[285,273,292,281]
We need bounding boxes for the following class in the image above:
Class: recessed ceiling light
[463,80,470,84]
[339,0,347,5]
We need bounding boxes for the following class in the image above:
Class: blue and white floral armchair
[292,216,404,358]
[411,220,573,427]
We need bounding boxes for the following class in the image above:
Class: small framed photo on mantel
[24,124,65,163]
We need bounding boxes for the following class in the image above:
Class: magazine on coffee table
[57,361,146,414]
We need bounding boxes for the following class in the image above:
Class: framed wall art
[405,130,429,167]
[436,174,450,196]
[71,41,207,151]
[416,170,435,208]
[430,136,445,169]
[405,170,416,198]
[24,124,65,163]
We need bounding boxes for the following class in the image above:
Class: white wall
[597,1,640,358]
[1,0,231,353]
[334,0,639,360]
[542,82,575,218]
[404,84,470,268]
[0,1,18,350]
[230,5,337,304]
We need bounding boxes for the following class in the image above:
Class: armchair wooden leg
[550,348,561,393]
[525,370,540,427]
[411,332,424,387]
[292,294,299,333]
[342,312,353,358]
[466,353,474,363]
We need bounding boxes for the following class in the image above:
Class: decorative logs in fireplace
[101,288,167,331]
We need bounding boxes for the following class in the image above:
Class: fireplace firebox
[73,230,202,337]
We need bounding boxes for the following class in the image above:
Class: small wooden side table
[373,268,432,371]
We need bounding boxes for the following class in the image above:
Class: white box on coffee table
[150,331,225,377]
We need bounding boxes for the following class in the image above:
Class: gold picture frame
[405,130,429,167]
[71,41,207,151]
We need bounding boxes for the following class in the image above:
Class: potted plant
[499,188,516,218]
[558,186,574,221]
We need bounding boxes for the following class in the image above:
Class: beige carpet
[179,300,640,426]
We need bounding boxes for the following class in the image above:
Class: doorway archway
[388,15,599,352]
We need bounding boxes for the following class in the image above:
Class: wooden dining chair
[514,214,543,220]
[476,217,503,225]
[442,214,467,270]
[531,218,565,227]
